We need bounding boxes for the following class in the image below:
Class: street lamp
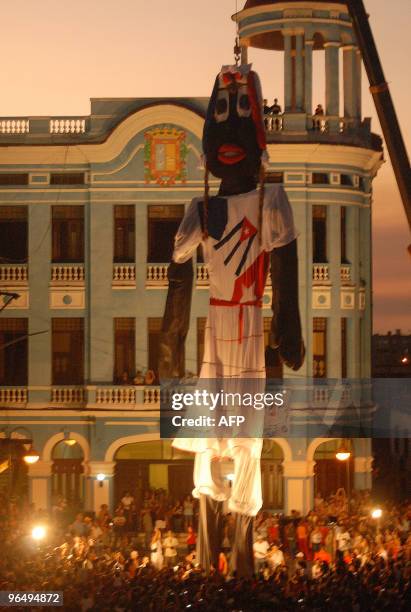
[23,446,40,465]
[96,473,106,487]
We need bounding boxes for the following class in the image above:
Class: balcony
[0,118,30,134]
[112,264,136,288]
[312,264,330,284]
[146,263,169,287]
[96,386,137,406]
[340,265,352,284]
[49,118,87,134]
[51,386,85,407]
[0,264,28,285]
[51,264,85,285]
[0,387,28,406]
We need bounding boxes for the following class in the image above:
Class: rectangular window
[264,317,283,379]
[341,318,347,378]
[340,206,347,263]
[147,205,184,263]
[312,205,327,263]
[50,173,85,185]
[340,174,352,186]
[114,205,135,263]
[197,318,206,374]
[312,173,329,185]
[52,206,84,263]
[114,318,135,383]
[52,318,84,385]
[0,174,29,186]
[313,317,327,378]
[0,206,28,262]
[265,172,284,184]
[0,318,28,385]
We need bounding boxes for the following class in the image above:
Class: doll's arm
[270,239,305,371]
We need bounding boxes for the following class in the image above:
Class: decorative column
[241,46,248,65]
[325,42,340,130]
[327,204,341,378]
[28,460,52,510]
[295,33,304,111]
[342,45,361,123]
[87,461,115,513]
[355,49,362,119]
[283,32,293,112]
[353,456,373,490]
[304,40,314,118]
[283,460,315,515]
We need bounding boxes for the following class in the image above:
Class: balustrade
[196,264,209,286]
[312,264,329,283]
[113,264,136,285]
[51,264,85,283]
[49,118,86,134]
[0,119,29,134]
[51,387,85,404]
[0,387,27,404]
[96,386,137,405]
[146,264,169,285]
[340,265,352,283]
[144,387,161,404]
[0,264,28,284]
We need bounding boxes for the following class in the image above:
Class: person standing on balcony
[271,98,282,131]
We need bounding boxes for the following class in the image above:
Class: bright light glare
[371,508,382,519]
[64,438,77,446]
[32,526,46,540]
[226,473,234,482]
[23,449,40,464]
[96,473,106,482]
[336,451,351,461]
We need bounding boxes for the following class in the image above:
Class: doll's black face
[203,80,262,181]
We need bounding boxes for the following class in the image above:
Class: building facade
[0,0,382,515]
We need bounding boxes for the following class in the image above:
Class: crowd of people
[0,489,410,610]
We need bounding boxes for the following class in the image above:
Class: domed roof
[244,0,344,8]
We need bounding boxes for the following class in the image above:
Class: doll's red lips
[217,144,246,164]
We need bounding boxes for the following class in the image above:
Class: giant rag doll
[159,64,304,576]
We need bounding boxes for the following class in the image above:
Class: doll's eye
[237,87,251,117]
[214,90,229,122]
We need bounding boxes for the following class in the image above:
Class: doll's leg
[227,444,262,577]
[196,494,224,573]
[229,513,254,578]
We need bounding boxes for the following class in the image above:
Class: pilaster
[283,33,293,112]
[283,460,315,515]
[28,460,52,510]
[87,461,116,513]
[304,40,314,117]
[325,42,340,129]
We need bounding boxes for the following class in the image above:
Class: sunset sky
[1,0,409,333]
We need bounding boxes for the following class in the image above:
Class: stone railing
[0,264,28,284]
[51,386,85,405]
[51,264,85,284]
[144,386,161,404]
[146,263,169,286]
[0,387,28,405]
[312,264,329,283]
[311,115,347,133]
[112,264,136,286]
[96,386,137,405]
[196,263,209,286]
[0,119,30,134]
[265,114,284,132]
[340,265,352,283]
[311,386,330,407]
[49,118,87,134]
